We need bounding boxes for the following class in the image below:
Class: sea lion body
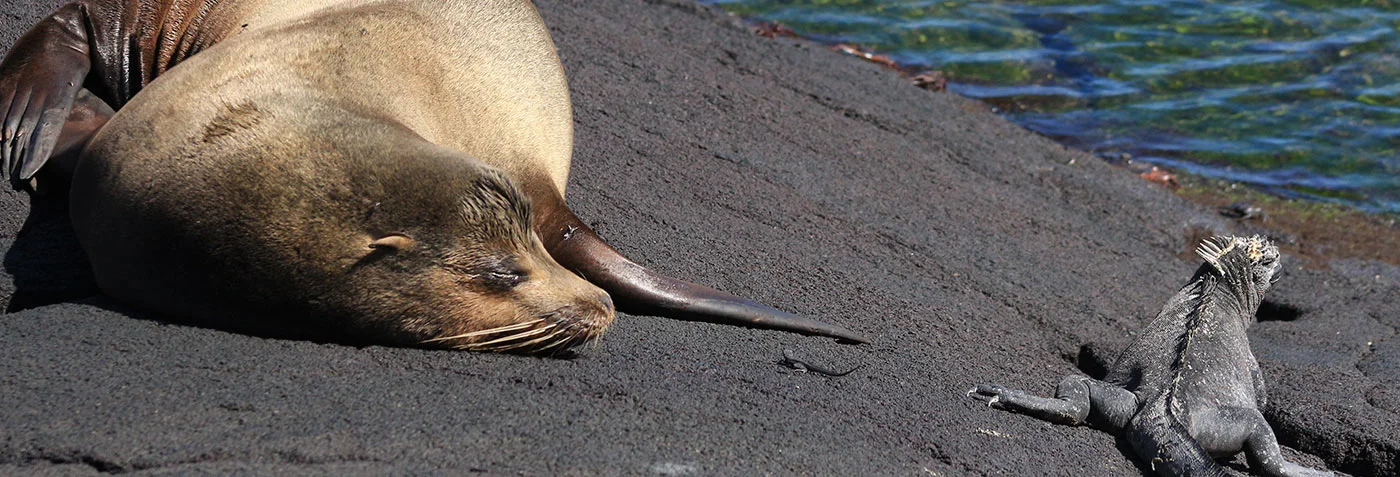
[72,0,605,349]
[2,0,869,351]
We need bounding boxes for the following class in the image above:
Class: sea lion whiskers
[479,329,569,352]
[506,308,610,354]
[531,331,585,356]
[420,318,544,344]
[470,322,558,348]
[587,324,609,349]
[470,316,582,353]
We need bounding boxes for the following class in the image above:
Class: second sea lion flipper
[0,3,94,188]
[537,201,871,344]
[40,89,115,188]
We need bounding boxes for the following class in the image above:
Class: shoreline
[727,14,1400,270]
[1174,173,1400,268]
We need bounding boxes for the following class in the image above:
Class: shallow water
[703,0,1400,214]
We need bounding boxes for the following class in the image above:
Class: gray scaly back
[970,235,1330,477]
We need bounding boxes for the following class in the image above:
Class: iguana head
[1195,235,1282,298]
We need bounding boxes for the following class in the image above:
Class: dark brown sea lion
[0,0,869,352]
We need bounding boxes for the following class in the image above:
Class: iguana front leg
[969,375,1138,431]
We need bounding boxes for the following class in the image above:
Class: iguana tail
[1127,397,1229,477]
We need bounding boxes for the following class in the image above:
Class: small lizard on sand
[781,349,860,377]
[970,235,1331,476]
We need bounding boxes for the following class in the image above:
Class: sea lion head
[347,164,614,354]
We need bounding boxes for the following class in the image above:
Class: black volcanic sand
[1,0,1397,475]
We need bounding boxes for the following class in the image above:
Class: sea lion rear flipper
[537,202,870,344]
[0,3,95,189]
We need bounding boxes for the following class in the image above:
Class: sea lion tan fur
[0,0,869,352]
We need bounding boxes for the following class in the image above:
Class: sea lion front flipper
[536,199,870,344]
[0,3,94,188]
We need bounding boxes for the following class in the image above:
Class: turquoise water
[702,0,1400,214]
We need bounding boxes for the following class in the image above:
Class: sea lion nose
[553,266,611,312]
[598,292,615,315]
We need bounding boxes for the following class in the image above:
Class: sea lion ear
[369,233,415,251]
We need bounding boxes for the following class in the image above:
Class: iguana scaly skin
[970,236,1331,477]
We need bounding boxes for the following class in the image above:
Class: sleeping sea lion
[0,0,869,351]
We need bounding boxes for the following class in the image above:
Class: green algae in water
[703,0,1400,213]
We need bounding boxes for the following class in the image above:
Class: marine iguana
[969,235,1331,477]
[780,349,860,377]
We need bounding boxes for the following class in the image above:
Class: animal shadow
[1,180,99,313]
